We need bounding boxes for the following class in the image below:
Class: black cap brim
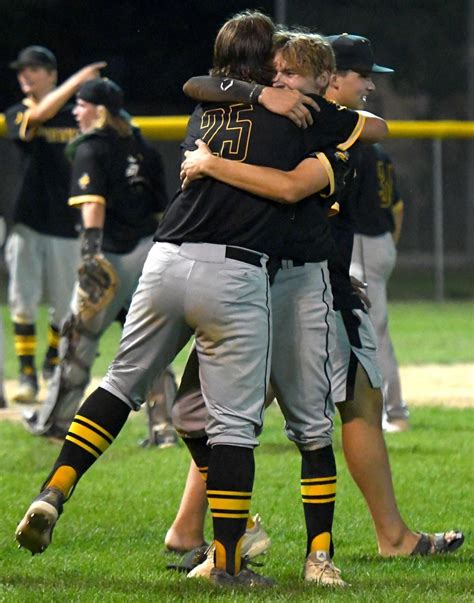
[9,59,55,71]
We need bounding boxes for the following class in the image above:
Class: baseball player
[349,144,408,431]
[15,12,387,589]
[170,30,463,562]
[4,47,108,404]
[22,77,176,445]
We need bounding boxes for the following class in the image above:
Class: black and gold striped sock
[207,445,254,575]
[300,445,337,557]
[44,323,60,367]
[183,435,210,482]
[43,388,131,498]
[13,322,37,377]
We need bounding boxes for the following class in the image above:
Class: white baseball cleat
[304,551,348,587]
[187,513,271,579]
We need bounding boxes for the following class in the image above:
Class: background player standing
[23,77,175,442]
[5,47,101,403]
[349,144,408,431]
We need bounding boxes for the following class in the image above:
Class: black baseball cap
[327,33,394,73]
[77,78,124,116]
[9,45,57,71]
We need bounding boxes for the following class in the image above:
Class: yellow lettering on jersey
[377,160,394,208]
[201,104,253,162]
[36,126,78,143]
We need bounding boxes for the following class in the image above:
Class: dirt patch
[0,364,472,421]
[399,363,473,408]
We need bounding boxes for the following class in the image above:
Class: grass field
[1,301,473,379]
[0,405,472,601]
[0,302,472,601]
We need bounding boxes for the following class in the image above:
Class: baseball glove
[77,254,119,322]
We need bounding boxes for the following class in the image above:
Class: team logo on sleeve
[78,173,91,190]
[125,155,139,178]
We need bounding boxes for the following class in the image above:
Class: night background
[1,0,473,293]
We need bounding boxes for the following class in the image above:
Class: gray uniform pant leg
[0,313,4,396]
[102,242,271,449]
[270,262,336,450]
[331,308,383,403]
[6,224,79,325]
[350,233,409,421]
[35,237,153,433]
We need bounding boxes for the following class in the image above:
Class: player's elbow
[277,181,305,204]
[361,117,388,143]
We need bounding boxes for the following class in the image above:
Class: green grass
[388,265,474,300]
[0,404,472,601]
[1,301,473,381]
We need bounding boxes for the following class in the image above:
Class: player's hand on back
[258,87,319,128]
[180,139,213,189]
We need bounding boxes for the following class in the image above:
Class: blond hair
[92,105,131,137]
[273,30,335,80]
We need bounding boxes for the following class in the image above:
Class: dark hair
[210,10,275,85]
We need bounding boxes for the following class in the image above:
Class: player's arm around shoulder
[356,110,388,143]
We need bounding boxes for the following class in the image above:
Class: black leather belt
[225,246,263,267]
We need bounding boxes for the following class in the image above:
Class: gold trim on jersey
[337,113,366,151]
[315,152,335,196]
[392,199,404,212]
[68,195,106,207]
[18,109,33,141]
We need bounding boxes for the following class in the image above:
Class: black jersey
[5,100,79,238]
[327,146,365,311]
[156,97,364,261]
[69,126,168,254]
[353,144,403,236]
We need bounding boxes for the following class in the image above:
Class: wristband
[80,227,103,259]
[249,84,265,104]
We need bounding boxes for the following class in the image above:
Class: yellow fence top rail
[1,114,473,140]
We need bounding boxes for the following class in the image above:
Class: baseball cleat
[140,423,178,449]
[15,487,64,554]
[241,513,271,559]
[304,551,348,587]
[13,374,39,404]
[209,566,276,588]
[382,418,410,433]
[187,513,271,579]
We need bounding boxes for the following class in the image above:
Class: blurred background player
[0,213,7,408]
[22,77,176,445]
[5,46,100,403]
